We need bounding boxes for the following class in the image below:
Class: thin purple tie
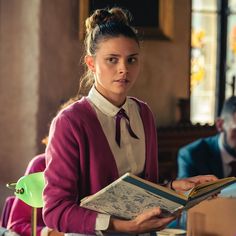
[115,108,139,147]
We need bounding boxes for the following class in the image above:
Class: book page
[188,177,236,198]
[81,181,183,219]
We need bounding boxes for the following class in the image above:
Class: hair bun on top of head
[85,7,131,34]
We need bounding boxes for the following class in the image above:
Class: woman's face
[85,36,140,107]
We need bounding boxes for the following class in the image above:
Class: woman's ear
[215,118,224,132]
[85,55,95,72]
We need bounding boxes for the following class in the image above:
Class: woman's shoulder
[128,96,152,112]
[25,153,46,174]
[53,97,96,126]
[57,97,93,117]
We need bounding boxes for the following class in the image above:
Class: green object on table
[6,171,45,236]
[14,172,45,208]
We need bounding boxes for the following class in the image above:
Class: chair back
[0,196,15,228]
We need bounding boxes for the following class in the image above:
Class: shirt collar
[88,86,129,117]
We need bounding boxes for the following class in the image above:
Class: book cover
[80,173,236,219]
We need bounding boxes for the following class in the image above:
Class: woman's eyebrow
[129,53,139,57]
[106,53,139,57]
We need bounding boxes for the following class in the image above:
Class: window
[190,0,218,124]
[190,0,236,124]
[226,0,236,98]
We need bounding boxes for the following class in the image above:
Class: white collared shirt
[87,86,146,176]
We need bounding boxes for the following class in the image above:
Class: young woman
[43,7,217,235]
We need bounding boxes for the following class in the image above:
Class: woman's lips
[115,79,129,83]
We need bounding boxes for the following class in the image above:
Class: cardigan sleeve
[43,113,97,234]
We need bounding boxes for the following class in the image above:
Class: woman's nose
[118,62,128,74]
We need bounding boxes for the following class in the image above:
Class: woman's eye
[107,58,118,64]
[128,57,137,64]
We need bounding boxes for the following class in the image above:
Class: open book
[80,173,236,219]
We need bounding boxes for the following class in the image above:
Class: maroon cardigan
[43,97,158,234]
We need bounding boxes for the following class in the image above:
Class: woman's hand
[172,175,218,192]
[109,207,179,234]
